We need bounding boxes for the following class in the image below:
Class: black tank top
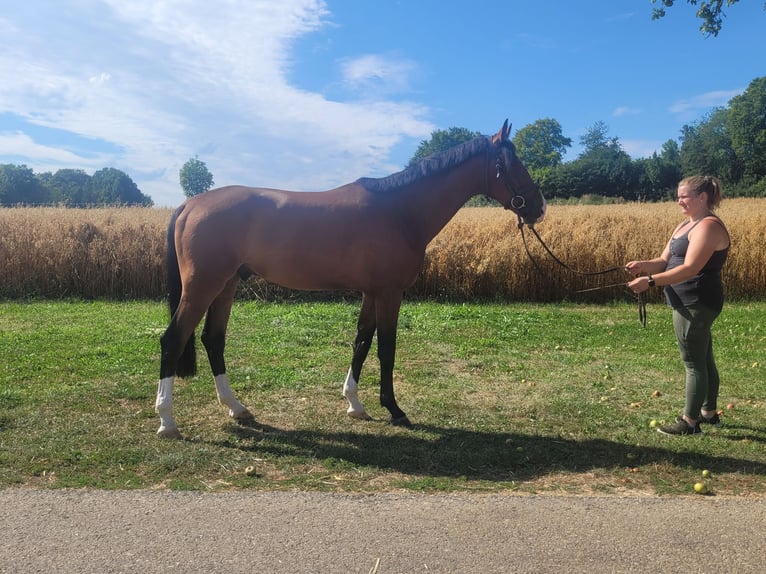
[664,217,729,311]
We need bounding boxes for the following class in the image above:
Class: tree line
[413,75,766,204]
[4,73,763,207]
[0,156,214,206]
[0,165,153,207]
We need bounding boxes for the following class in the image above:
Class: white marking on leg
[155,377,180,438]
[215,374,252,419]
[343,368,370,420]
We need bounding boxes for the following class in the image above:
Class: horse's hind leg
[201,277,253,421]
[343,294,375,420]
[157,298,209,438]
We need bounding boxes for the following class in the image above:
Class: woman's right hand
[624,260,644,276]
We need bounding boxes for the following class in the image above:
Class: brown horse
[155,120,546,437]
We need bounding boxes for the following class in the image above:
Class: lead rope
[519,223,646,327]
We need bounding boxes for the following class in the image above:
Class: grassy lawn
[0,299,764,496]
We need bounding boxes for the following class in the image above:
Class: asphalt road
[1,489,764,573]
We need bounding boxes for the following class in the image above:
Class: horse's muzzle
[518,198,546,226]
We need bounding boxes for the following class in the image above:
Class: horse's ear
[494,119,511,145]
[501,119,511,141]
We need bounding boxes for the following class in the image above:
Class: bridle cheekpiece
[489,139,528,220]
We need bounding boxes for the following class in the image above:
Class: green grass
[1,299,764,496]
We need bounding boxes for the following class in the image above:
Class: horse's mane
[357,136,490,193]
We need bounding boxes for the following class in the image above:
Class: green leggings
[672,305,721,420]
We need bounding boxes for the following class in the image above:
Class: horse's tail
[166,206,197,378]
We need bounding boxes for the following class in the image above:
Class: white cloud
[668,89,744,115]
[340,54,418,95]
[621,138,665,159]
[515,32,556,51]
[604,12,637,23]
[612,106,641,117]
[0,132,109,167]
[0,1,435,206]
[88,73,112,86]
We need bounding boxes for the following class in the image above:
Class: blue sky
[1,1,763,206]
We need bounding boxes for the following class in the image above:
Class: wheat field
[0,207,169,299]
[1,198,763,301]
[419,198,765,302]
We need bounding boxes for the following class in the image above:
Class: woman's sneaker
[700,412,723,428]
[657,418,702,436]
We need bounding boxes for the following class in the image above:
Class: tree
[650,0,747,36]
[726,76,766,186]
[92,168,153,206]
[1,164,152,206]
[49,169,94,206]
[579,121,622,156]
[543,122,640,199]
[654,139,683,195]
[179,156,214,198]
[679,108,742,184]
[512,118,572,171]
[572,149,638,199]
[636,140,683,201]
[0,164,47,205]
[409,127,481,166]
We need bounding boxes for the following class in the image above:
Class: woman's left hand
[627,276,651,294]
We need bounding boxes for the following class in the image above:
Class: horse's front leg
[376,293,410,427]
[343,294,375,420]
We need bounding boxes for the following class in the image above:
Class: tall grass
[1,199,764,301]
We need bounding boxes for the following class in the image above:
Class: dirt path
[1,489,764,573]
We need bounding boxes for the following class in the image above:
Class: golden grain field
[0,207,170,299]
[1,199,764,301]
[419,198,766,302]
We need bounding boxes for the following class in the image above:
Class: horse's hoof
[157,426,182,439]
[391,415,412,428]
[347,409,372,421]
[232,407,255,421]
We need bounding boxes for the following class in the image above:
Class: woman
[626,176,730,436]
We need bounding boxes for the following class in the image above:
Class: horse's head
[488,119,546,226]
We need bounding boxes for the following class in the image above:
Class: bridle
[488,139,529,214]
[518,218,647,327]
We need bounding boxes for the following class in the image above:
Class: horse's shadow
[203,418,766,482]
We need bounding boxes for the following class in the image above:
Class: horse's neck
[404,155,486,247]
